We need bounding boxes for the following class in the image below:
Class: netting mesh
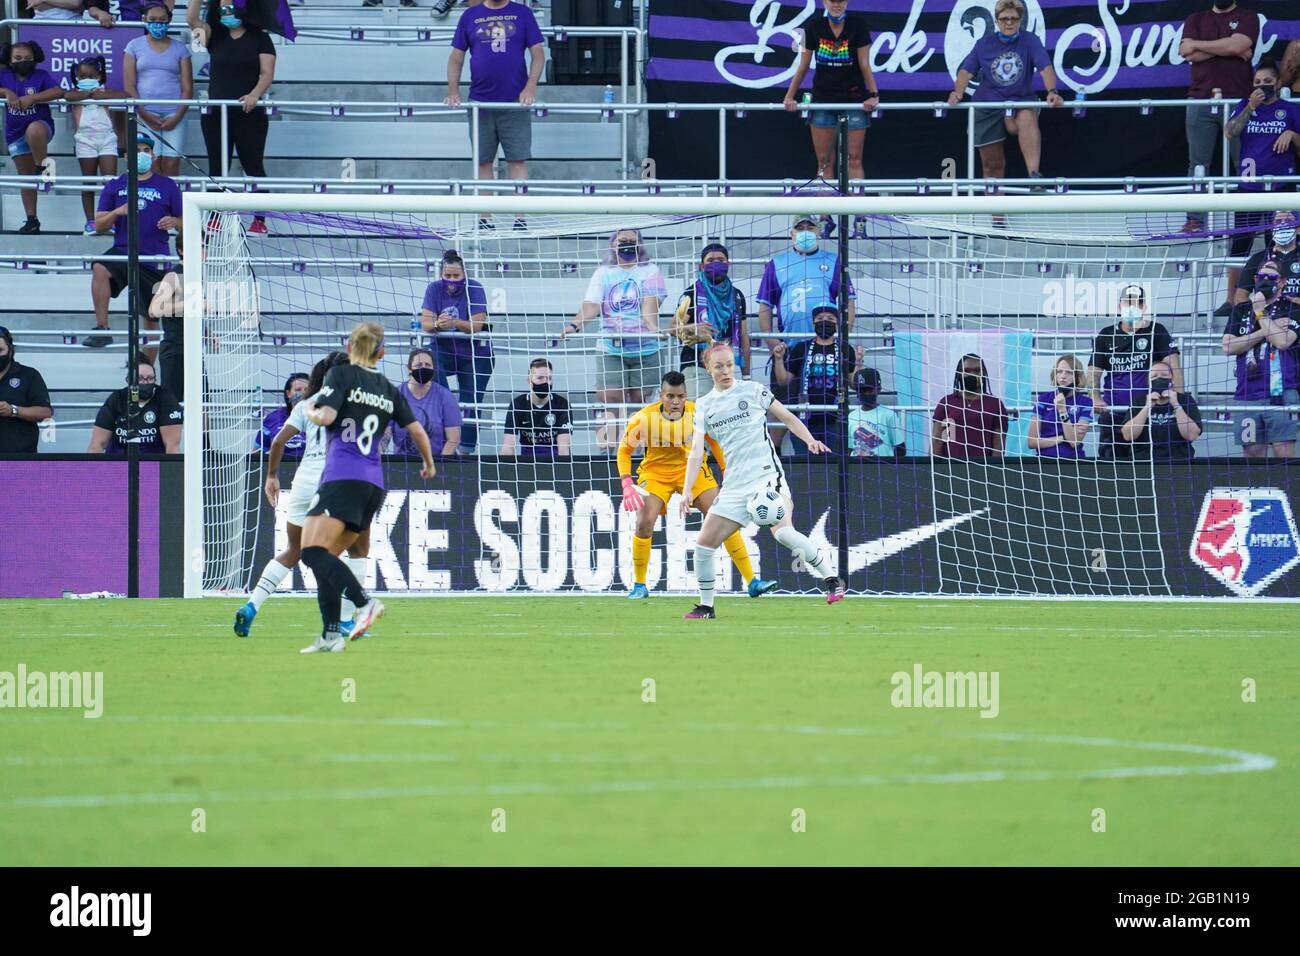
[194,201,1299,598]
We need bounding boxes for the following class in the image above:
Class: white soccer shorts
[284,469,324,526]
[708,472,787,526]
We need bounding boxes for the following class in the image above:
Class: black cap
[811,304,839,319]
[854,368,882,391]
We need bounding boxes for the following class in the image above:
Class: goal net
[182,192,1300,600]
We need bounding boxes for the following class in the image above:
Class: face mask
[997,30,1020,43]
[531,381,550,396]
[136,151,154,175]
[220,15,242,28]
[147,22,169,39]
[1120,305,1145,325]
[1255,84,1276,97]
[76,78,101,91]
[410,367,435,385]
[1273,226,1297,247]
[857,388,877,407]
[962,373,982,393]
[793,230,818,253]
[443,280,464,296]
[814,321,837,339]
[1149,377,1172,394]
[287,392,303,406]
[0,351,11,369]
[1255,278,1279,299]
[138,383,157,402]
[11,61,34,78]
[1057,383,1074,396]
[702,261,729,283]
[827,11,846,24]
[616,241,638,261]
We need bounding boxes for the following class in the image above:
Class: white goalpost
[182,191,1300,601]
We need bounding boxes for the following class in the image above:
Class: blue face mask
[136,151,153,175]
[220,14,242,28]
[146,22,169,39]
[826,11,846,23]
[76,78,101,91]
[793,230,818,253]
[998,29,1021,43]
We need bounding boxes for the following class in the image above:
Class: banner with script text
[647,0,1300,180]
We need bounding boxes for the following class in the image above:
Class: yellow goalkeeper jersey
[617,400,724,483]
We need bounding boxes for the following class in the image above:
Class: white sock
[774,526,829,578]
[694,544,717,608]
[249,559,291,610]
[341,556,368,619]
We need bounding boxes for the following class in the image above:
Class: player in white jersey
[233,353,370,637]
[680,342,846,618]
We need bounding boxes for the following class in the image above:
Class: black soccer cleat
[683,604,716,620]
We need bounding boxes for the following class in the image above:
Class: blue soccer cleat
[233,602,256,637]
[747,578,779,598]
[627,583,650,599]
[338,620,355,639]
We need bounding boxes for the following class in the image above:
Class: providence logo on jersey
[1189,488,1300,597]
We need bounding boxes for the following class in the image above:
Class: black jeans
[201,106,269,179]
[159,314,184,400]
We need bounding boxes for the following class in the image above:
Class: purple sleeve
[755,259,780,307]
[958,44,981,77]
[451,10,472,51]
[421,282,439,313]
[1028,35,1050,71]
[468,280,488,314]
[441,388,463,428]
[522,7,545,47]
[97,181,117,213]
[829,257,857,300]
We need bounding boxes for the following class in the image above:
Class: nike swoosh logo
[807,509,988,576]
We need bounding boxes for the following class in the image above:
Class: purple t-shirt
[1224,301,1300,400]
[421,278,491,360]
[960,32,1050,103]
[388,379,462,455]
[451,1,545,103]
[97,173,183,259]
[0,67,58,145]
[1231,98,1300,189]
[1033,391,1094,459]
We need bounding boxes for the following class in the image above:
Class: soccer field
[3,596,1297,867]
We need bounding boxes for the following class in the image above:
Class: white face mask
[1273,225,1297,247]
[1120,305,1144,324]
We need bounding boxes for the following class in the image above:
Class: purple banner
[0,460,159,598]
[17,22,141,94]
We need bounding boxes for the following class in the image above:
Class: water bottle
[603,85,615,123]
[410,314,422,344]
[881,317,894,348]
[1072,90,1087,118]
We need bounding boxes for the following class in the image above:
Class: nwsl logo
[1190,489,1300,597]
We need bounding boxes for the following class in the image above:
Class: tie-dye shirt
[801,12,872,104]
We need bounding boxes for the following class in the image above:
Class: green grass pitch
[4,596,1297,866]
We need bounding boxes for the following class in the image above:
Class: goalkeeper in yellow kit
[620,370,778,599]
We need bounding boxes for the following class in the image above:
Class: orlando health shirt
[1089,321,1179,408]
[1231,98,1300,188]
[755,248,855,336]
[451,1,545,103]
[959,32,1050,102]
[97,173,184,260]
[0,66,58,145]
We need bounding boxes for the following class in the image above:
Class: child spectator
[1,41,62,235]
[849,367,904,458]
[125,4,194,179]
[1028,354,1094,458]
[63,56,122,236]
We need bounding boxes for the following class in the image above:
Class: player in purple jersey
[298,323,436,654]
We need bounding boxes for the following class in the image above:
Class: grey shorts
[596,350,663,394]
[468,108,532,165]
[1231,390,1300,446]
[973,104,1038,148]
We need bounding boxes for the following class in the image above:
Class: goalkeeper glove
[620,475,646,512]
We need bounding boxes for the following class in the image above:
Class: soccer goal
[182,190,1300,601]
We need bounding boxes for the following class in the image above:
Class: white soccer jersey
[287,391,327,482]
[696,379,786,491]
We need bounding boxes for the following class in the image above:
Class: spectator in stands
[671,242,750,400]
[1222,258,1300,458]
[444,0,545,227]
[64,57,122,237]
[931,353,1008,458]
[1179,1,1260,233]
[420,249,492,452]
[125,5,193,179]
[849,367,904,459]
[26,0,82,20]
[1282,40,1300,96]
[1220,60,1300,314]
[188,2,275,234]
[947,0,1063,191]
[500,357,572,458]
[89,0,172,26]
[772,304,860,454]
[387,348,462,456]
[88,360,183,454]
[1116,360,1202,461]
[256,372,309,458]
[1028,354,1094,458]
[564,228,666,449]
[1235,210,1300,308]
[86,131,182,348]
[781,0,879,184]
[1088,284,1183,459]
[1,41,61,235]
[0,327,53,453]
[756,214,856,450]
